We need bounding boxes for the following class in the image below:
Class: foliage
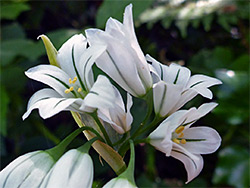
[0,0,249,187]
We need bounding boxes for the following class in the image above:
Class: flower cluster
[1,4,222,187]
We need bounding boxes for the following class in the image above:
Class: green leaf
[1,22,26,40]
[213,146,250,188]
[0,3,30,20]
[96,0,153,28]
[0,86,10,136]
[176,20,188,38]
[0,39,44,66]
[202,14,214,31]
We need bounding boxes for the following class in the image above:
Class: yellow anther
[72,76,77,84]
[179,132,184,138]
[77,88,82,92]
[69,86,74,91]
[173,138,180,144]
[175,126,185,134]
[69,78,73,84]
[64,89,70,94]
[180,139,186,144]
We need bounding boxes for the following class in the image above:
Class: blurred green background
[0,0,249,187]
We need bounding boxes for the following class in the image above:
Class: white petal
[103,177,136,188]
[78,44,107,91]
[86,30,147,97]
[125,93,133,131]
[149,110,187,141]
[57,34,87,79]
[181,126,221,154]
[146,54,166,81]
[0,151,54,188]
[170,89,197,113]
[187,74,222,99]
[25,65,72,97]
[171,144,204,184]
[95,89,132,134]
[153,81,182,117]
[80,75,116,112]
[165,63,191,88]
[105,17,124,36]
[41,150,93,188]
[184,102,218,125]
[23,88,84,120]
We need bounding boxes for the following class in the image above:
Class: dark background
[0,0,249,187]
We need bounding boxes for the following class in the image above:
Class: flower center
[172,125,186,144]
[64,76,83,94]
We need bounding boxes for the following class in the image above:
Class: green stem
[119,140,136,185]
[78,137,99,153]
[131,90,153,140]
[46,126,97,161]
[91,111,113,147]
[139,116,162,136]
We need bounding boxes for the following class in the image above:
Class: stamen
[175,126,184,134]
[69,86,74,91]
[72,76,77,84]
[179,132,184,138]
[173,138,180,144]
[69,78,72,84]
[77,88,82,92]
[64,89,70,94]
[180,139,186,144]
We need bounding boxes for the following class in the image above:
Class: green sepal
[38,34,59,67]
[46,127,89,161]
[119,140,136,186]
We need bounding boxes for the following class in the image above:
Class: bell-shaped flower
[40,140,95,188]
[148,103,221,183]
[146,55,222,117]
[103,140,137,188]
[85,4,152,97]
[0,127,88,188]
[22,34,133,135]
[0,151,55,188]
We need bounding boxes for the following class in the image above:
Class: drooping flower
[146,55,222,117]
[0,127,90,188]
[22,34,133,135]
[0,151,55,188]
[85,4,152,97]
[40,145,94,188]
[149,103,221,183]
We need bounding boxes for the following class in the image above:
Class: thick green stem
[46,126,98,161]
[119,140,136,185]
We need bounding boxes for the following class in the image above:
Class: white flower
[40,148,93,188]
[0,151,55,188]
[146,55,222,117]
[85,4,152,97]
[22,34,133,135]
[96,92,133,134]
[149,103,221,183]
